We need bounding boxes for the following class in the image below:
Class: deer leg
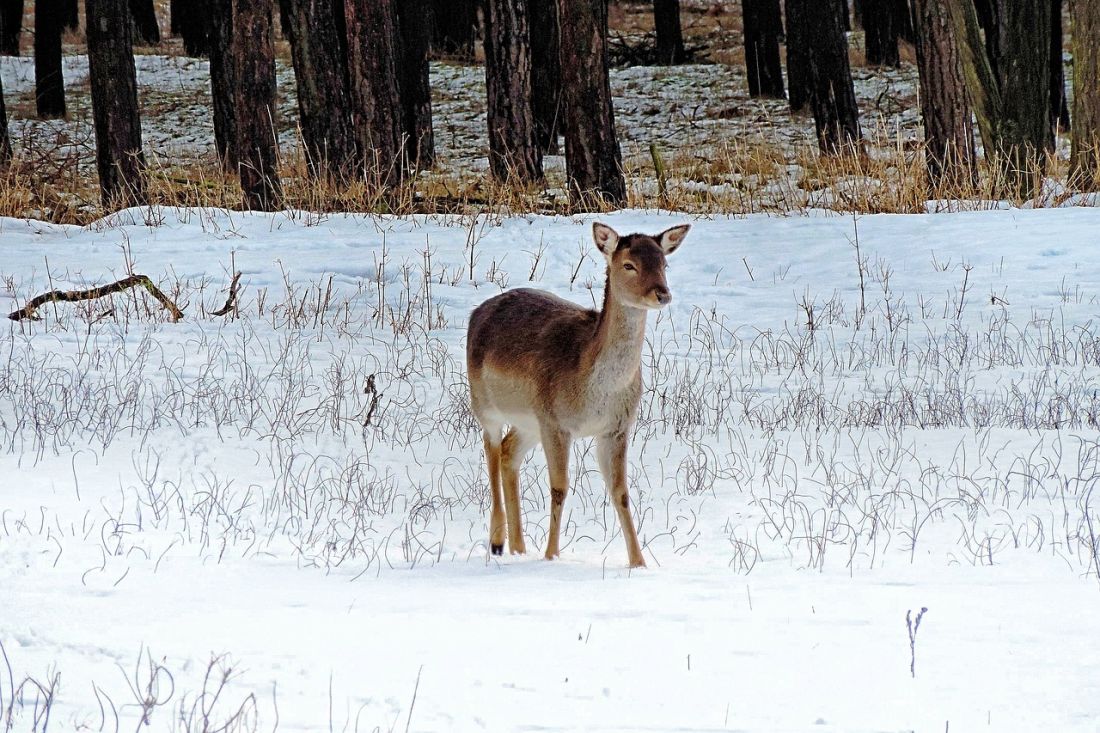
[540,426,572,560]
[597,432,646,568]
[483,429,505,555]
[501,427,537,555]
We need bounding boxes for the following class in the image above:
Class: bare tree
[1050,0,1069,131]
[130,0,160,44]
[35,0,66,118]
[0,71,11,166]
[396,0,435,169]
[483,0,542,182]
[431,0,476,59]
[654,0,686,64]
[345,0,404,188]
[1071,0,1100,188]
[0,0,23,55]
[208,0,235,167]
[178,0,209,56]
[232,0,281,209]
[742,0,785,98]
[863,0,900,66]
[528,0,561,153]
[785,0,810,111]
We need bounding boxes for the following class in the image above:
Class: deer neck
[587,275,647,388]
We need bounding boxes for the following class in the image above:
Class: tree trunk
[35,0,66,118]
[840,0,851,29]
[742,0,785,98]
[483,0,542,182]
[528,0,560,153]
[1050,0,1069,132]
[654,0,685,64]
[788,0,862,153]
[86,0,146,206]
[430,0,476,59]
[345,0,404,188]
[395,0,435,169]
[0,0,23,55]
[0,71,11,166]
[912,0,976,188]
[208,0,236,166]
[1070,0,1100,188]
[864,0,900,66]
[895,0,916,42]
[170,0,180,34]
[785,0,810,111]
[130,0,160,44]
[281,0,358,180]
[63,0,78,29]
[557,0,625,206]
[232,0,281,210]
[178,0,209,55]
[853,0,863,27]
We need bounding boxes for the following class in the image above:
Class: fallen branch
[8,274,184,322]
[210,271,242,317]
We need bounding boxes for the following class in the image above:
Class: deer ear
[656,224,690,255]
[592,222,620,258]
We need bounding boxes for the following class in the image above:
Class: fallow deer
[466,221,690,568]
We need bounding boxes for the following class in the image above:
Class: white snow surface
[2,206,1100,731]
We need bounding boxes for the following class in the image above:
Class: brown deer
[466,221,690,568]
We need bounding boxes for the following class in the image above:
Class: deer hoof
[491,543,504,556]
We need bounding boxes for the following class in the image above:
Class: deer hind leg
[597,432,646,568]
[482,429,506,555]
[540,425,572,560]
[501,426,537,555]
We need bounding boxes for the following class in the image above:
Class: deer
[466,221,690,568]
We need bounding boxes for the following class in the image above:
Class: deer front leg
[540,426,572,560]
[483,430,505,555]
[597,432,646,568]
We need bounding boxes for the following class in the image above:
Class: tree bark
[0,71,11,166]
[864,0,900,66]
[483,0,542,182]
[396,0,435,169]
[654,0,686,64]
[170,0,180,34]
[528,0,560,153]
[63,0,78,29]
[208,0,236,166]
[557,0,625,206]
[232,0,281,210]
[35,0,66,118]
[178,0,209,56]
[742,0,785,98]
[86,0,147,206]
[130,0,160,44]
[787,0,862,153]
[281,0,358,180]
[912,0,976,188]
[0,0,23,55]
[785,0,810,112]
[1050,0,1069,132]
[430,0,476,59]
[1070,0,1100,188]
[345,0,404,188]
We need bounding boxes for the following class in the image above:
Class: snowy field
[3,206,1100,732]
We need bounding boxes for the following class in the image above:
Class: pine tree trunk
[853,0,864,27]
[0,72,11,166]
[1050,0,1069,132]
[208,0,236,166]
[170,0,180,34]
[742,0,785,98]
[63,0,78,29]
[484,0,541,182]
[35,0,66,118]
[281,0,358,180]
[345,0,404,188]
[912,0,976,188]
[430,0,476,59]
[788,0,862,153]
[86,0,146,206]
[178,0,209,55]
[557,0,625,206]
[130,0,160,44]
[529,0,560,154]
[1070,0,1100,188]
[864,0,900,66]
[785,0,810,112]
[654,0,685,64]
[232,0,281,210]
[895,0,915,43]
[0,0,23,55]
[395,0,435,169]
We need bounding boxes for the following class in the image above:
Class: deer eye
[623,262,637,272]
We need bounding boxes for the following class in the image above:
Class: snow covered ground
[3,206,1100,731]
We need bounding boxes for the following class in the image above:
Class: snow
[3,206,1100,731]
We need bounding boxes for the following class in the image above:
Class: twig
[8,274,184,322]
[211,271,243,317]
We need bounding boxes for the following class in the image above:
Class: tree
[345,0,404,188]
[281,0,358,180]
[863,0,900,66]
[912,0,976,188]
[63,0,78,29]
[1050,0,1070,131]
[208,0,235,167]
[395,0,434,169]
[1070,0,1100,188]
[0,71,11,166]
[178,0,209,56]
[0,0,23,55]
[528,0,561,153]
[785,0,810,112]
[35,0,66,118]
[430,0,476,59]
[558,0,625,206]
[654,0,686,64]
[86,0,146,206]
[787,0,862,153]
[130,0,160,45]
[742,0,785,98]
[483,0,542,183]
[232,0,281,209]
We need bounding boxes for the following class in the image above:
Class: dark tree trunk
[788,0,862,153]
[895,0,916,42]
[86,0,146,206]
[430,0,476,59]
[232,0,281,210]
[864,0,900,66]
[281,0,358,180]
[785,0,810,111]
[395,0,435,169]
[840,0,850,29]
[179,0,209,56]
[35,0,66,118]
[63,0,78,29]
[0,71,11,166]
[345,0,404,188]
[208,0,235,166]
[170,0,181,34]
[1070,0,1100,188]
[742,0,785,98]
[483,0,541,182]
[654,0,686,64]
[130,0,160,44]
[528,0,560,153]
[912,0,976,188]
[557,0,625,206]
[0,0,23,55]
[853,0,864,27]
[1050,0,1069,132]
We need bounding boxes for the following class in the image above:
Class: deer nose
[654,287,672,306]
